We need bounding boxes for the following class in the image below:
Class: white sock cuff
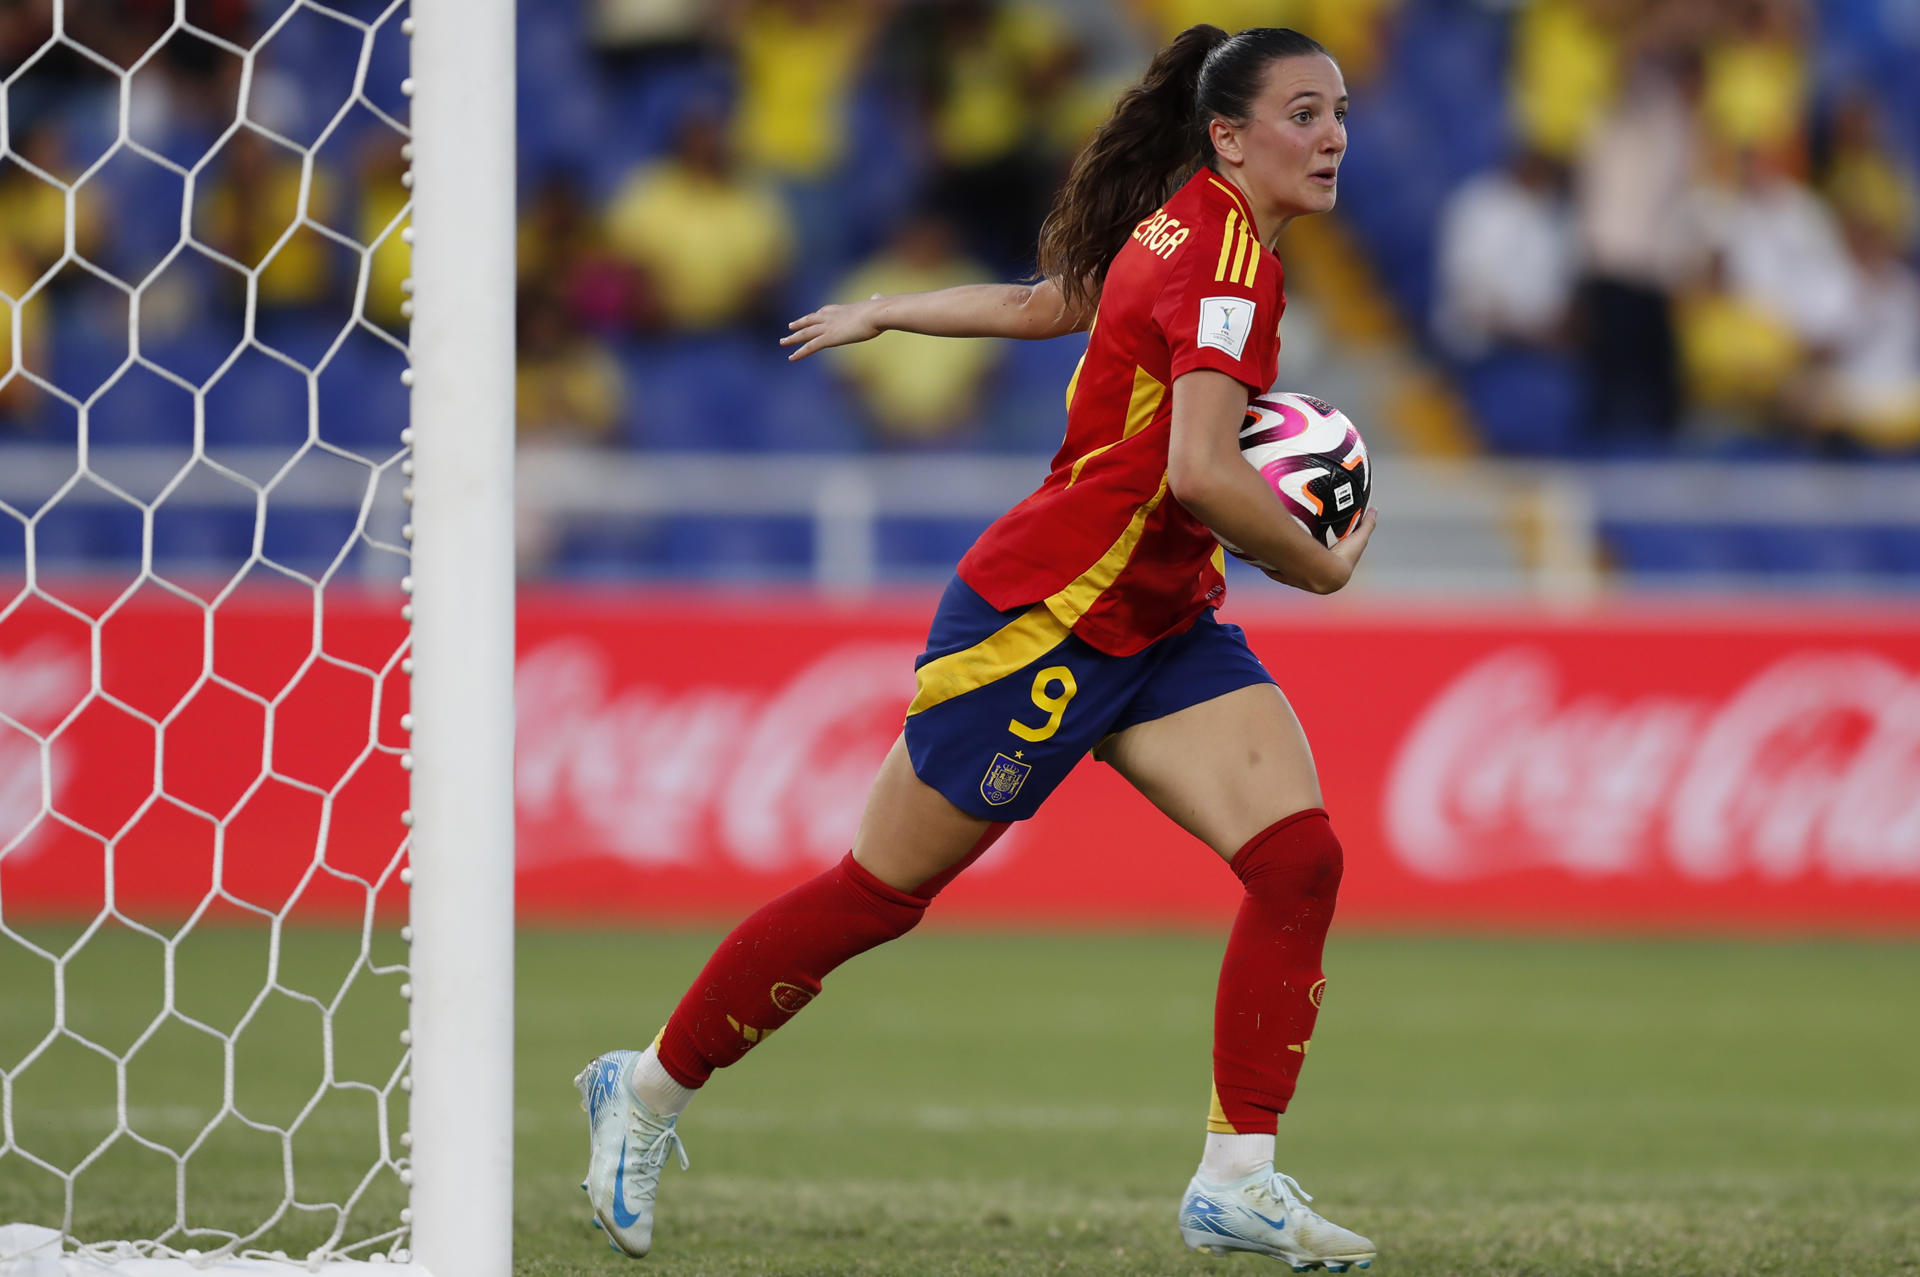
[630,1044,697,1118]
[1199,1131,1275,1184]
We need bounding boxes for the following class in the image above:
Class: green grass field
[3,928,1917,1275]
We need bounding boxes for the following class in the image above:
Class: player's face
[1234,55,1348,225]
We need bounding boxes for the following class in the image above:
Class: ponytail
[1035,25,1331,320]
[1037,24,1227,321]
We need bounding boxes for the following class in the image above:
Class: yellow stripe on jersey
[1207,174,1251,220]
[1064,312,1100,411]
[1214,208,1240,282]
[906,474,1173,714]
[1207,1083,1237,1135]
[1123,364,1167,439]
[1043,475,1170,628]
[1066,441,1114,487]
[1066,364,1165,487]
[1211,544,1226,576]
[1207,174,1263,287]
[906,603,1071,716]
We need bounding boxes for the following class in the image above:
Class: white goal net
[0,1,439,1269]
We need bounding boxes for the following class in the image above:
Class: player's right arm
[782,277,1086,361]
[1167,368,1375,595]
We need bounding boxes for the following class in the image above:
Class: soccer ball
[1216,391,1371,566]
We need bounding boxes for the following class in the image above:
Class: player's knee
[1233,809,1343,901]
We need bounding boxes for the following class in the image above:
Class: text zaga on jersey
[1131,210,1188,260]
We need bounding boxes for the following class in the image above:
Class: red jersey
[957,169,1284,656]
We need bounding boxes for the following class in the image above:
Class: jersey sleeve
[1155,210,1284,395]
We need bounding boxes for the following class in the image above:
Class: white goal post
[404,0,516,1272]
[0,0,514,1272]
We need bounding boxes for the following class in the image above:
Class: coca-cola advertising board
[4,586,1919,931]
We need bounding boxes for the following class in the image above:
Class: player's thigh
[851,734,994,892]
[1096,682,1322,862]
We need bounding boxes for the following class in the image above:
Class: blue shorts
[902,576,1276,821]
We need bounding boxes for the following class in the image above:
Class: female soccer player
[577,25,1379,1271]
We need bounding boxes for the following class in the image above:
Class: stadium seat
[87,365,197,447]
[151,504,255,579]
[256,315,349,374]
[1457,351,1584,456]
[874,515,992,577]
[316,332,410,451]
[552,517,662,580]
[1740,525,1881,578]
[987,333,1084,450]
[620,333,768,451]
[46,309,130,403]
[600,58,734,182]
[204,349,310,455]
[257,506,365,580]
[759,356,867,452]
[143,329,243,391]
[659,514,813,580]
[1867,527,1920,576]
[1600,522,1749,576]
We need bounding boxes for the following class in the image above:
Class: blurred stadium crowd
[0,0,412,437]
[1,0,1918,582]
[508,0,1920,462]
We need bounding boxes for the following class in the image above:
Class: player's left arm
[782,277,1087,360]
[1167,369,1376,595]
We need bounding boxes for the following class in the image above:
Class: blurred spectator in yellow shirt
[724,0,887,182]
[1510,0,1623,161]
[1699,0,1804,166]
[1819,92,1918,256]
[828,212,1002,443]
[1128,0,1395,83]
[515,282,630,573]
[357,135,411,335]
[1675,251,1800,422]
[1680,143,1851,434]
[1,123,100,420]
[604,106,793,332]
[905,0,1077,272]
[0,124,81,301]
[195,129,343,313]
[515,284,628,445]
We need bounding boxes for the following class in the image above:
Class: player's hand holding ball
[1213,391,1376,581]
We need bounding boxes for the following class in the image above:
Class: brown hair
[1035,25,1331,320]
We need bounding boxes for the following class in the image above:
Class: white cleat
[574,1050,689,1257]
[1178,1168,1375,1271]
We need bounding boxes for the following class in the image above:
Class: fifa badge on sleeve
[1197,296,1255,359]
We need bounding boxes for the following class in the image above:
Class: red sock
[1210,808,1344,1136]
[655,825,1007,1087]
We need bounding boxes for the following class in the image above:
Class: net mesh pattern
[0,0,414,1265]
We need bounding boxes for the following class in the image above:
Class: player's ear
[1208,116,1244,166]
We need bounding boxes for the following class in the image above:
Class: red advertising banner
[0,582,413,925]
[5,585,1919,931]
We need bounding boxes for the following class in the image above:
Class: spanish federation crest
[980,752,1032,807]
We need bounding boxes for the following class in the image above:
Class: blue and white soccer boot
[1178,1168,1376,1271]
[574,1050,689,1257]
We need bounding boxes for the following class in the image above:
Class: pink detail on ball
[1245,399,1311,445]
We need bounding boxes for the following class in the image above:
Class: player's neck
[1215,168,1283,249]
